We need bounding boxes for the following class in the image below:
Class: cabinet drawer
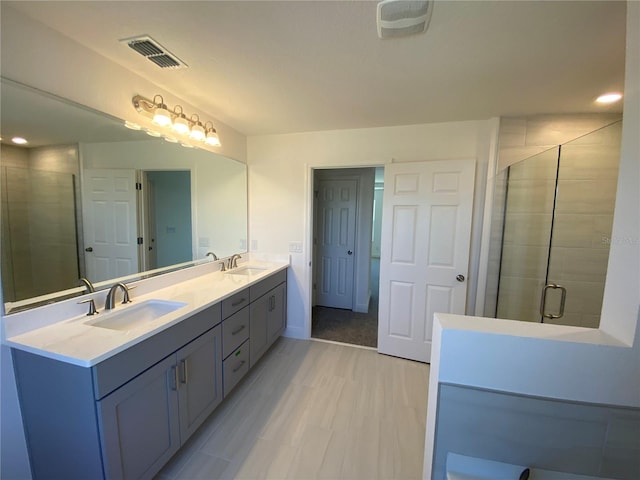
[221,289,250,319]
[250,269,286,301]
[92,303,221,400]
[222,307,249,359]
[223,341,249,396]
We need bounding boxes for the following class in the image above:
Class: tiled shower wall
[485,114,622,326]
[547,123,622,327]
[0,144,80,302]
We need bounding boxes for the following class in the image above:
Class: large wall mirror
[1,78,247,314]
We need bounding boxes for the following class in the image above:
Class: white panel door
[316,178,358,309]
[82,169,138,283]
[378,159,475,362]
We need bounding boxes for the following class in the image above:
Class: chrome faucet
[78,277,95,293]
[105,282,132,310]
[229,254,242,269]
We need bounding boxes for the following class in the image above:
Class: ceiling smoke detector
[377,0,434,39]
[120,35,188,69]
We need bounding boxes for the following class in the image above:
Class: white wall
[247,120,494,337]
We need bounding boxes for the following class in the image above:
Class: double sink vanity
[4,257,288,480]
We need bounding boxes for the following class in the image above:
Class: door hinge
[137,237,143,245]
[136,182,142,190]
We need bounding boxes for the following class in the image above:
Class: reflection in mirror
[484,118,622,328]
[0,79,247,314]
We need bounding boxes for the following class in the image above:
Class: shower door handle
[540,283,567,320]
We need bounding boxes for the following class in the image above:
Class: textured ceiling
[5,1,627,136]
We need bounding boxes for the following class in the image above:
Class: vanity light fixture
[204,122,221,146]
[596,92,622,104]
[172,105,190,135]
[190,114,206,141]
[132,94,222,148]
[151,95,172,127]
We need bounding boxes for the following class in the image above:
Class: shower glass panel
[496,121,622,327]
[545,122,622,327]
[496,147,558,322]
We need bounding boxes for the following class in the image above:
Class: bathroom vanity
[6,260,287,480]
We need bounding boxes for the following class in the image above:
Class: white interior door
[316,178,358,309]
[82,169,138,283]
[378,159,475,362]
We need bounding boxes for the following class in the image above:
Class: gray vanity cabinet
[99,325,222,480]
[12,303,222,480]
[98,354,180,480]
[176,325,223,441]
[249,271,287,367]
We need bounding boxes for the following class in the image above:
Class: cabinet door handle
[232,360,246,373]
[232,297,247,307]
[179,359,188,384]
[540,283,567,320]
[231,324,246,335]
[169,366,178,391]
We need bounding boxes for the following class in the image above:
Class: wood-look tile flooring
[156,338,430,480]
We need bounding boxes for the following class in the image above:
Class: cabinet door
[177,325,223,442]
[249,294,269,368]
[98,354,180,480]
[267,283,287,342]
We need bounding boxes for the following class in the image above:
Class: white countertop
[4,259,288,367]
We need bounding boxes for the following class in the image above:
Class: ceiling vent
[376,0,434,39]
[120,35,188,69]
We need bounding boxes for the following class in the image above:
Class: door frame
[305,165,380,338]
[312,168,376,313]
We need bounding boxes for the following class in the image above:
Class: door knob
[85,247,93,252]
[347,250,353,255]
[456,274,465,282]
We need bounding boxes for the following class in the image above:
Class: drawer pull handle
[179,359,188,384]
[231,325,246,335]
[232,360,246,373]
[231,297,247,307]
[169,366,178,391]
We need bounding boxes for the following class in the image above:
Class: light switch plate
[289,242,303,253]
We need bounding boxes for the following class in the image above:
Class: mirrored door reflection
[496,121,622,327]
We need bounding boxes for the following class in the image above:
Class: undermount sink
[226,266,268,276]
[86,299,187,331]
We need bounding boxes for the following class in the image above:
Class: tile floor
[156,337,430,480]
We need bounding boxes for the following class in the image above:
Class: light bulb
[173,116,189,134]
[190,123,205,141]
[205,128,221,146]
[596,92,622,104]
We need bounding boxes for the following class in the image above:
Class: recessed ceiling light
[596,92,622,104]
[12,137,28,145]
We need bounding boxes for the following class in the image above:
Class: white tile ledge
[2,255,289,367]
[436,313,629,348]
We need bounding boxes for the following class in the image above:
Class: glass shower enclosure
[494,121,622,327]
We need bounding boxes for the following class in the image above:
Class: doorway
[142,170,192,271]
[311,167,381,347]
